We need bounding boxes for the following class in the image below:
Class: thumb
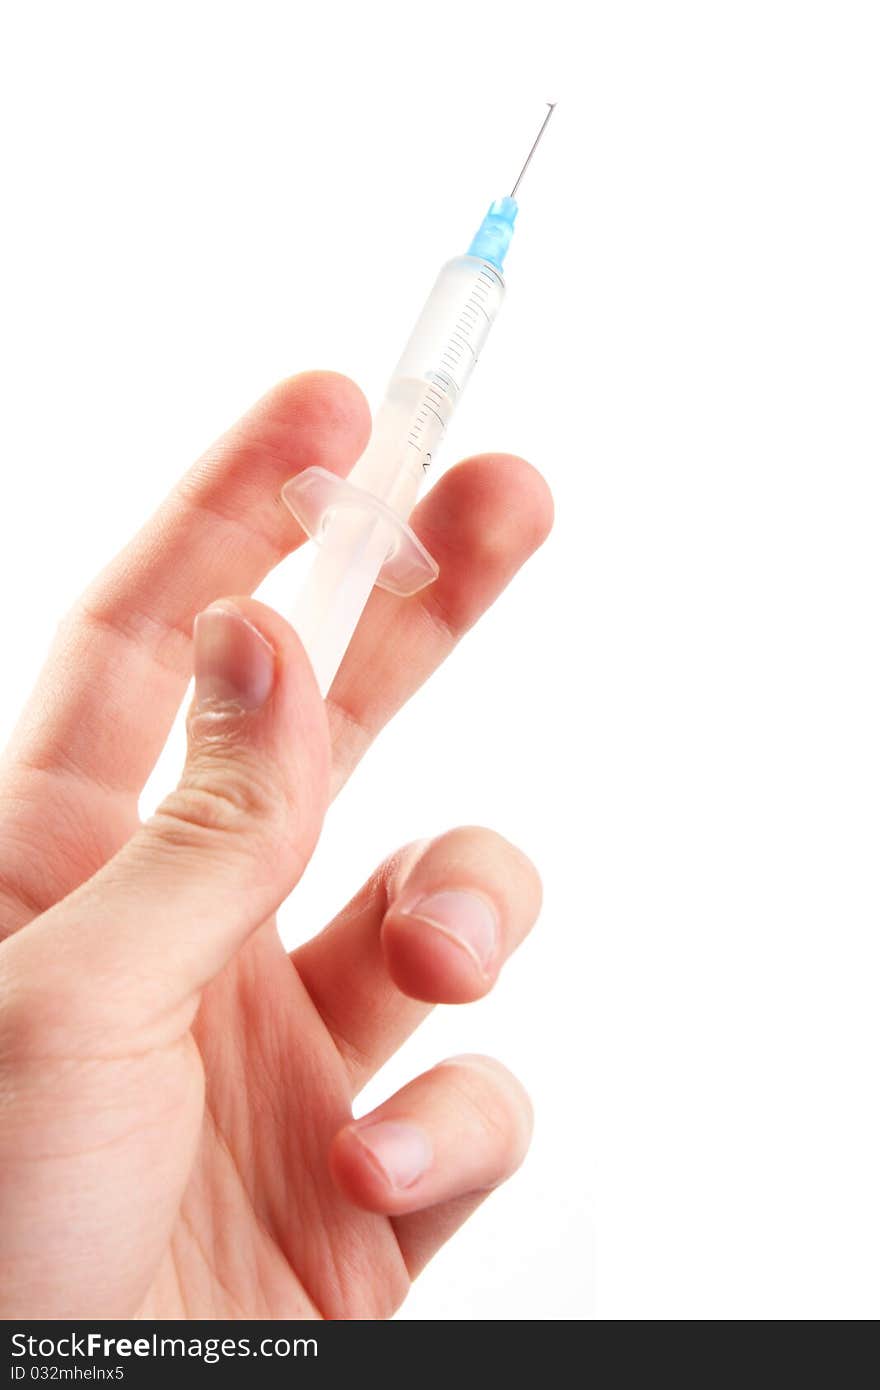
[4,598,329,1041]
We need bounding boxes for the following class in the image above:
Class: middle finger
[294,826,542,1092]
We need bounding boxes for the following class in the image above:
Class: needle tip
[510,103,557,200]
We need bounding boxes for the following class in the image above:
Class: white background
[1,1,878,1321]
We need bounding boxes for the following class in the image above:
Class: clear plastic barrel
[288,254,504,695]
[347,256,505,517]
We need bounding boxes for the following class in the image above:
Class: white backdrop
[1,2,878,1320]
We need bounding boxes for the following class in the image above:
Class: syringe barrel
[347,255,505,518]
[287,255,505,696]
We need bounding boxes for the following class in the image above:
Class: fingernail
[354,1121,432,1190]
[193,604,275,709]
[402,890,498,972]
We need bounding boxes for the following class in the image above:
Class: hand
[0,373,552,1319]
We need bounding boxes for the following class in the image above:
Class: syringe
[282,104,556,696]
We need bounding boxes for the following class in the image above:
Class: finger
[330,1055,533,1219]
[294,827,542,1089]
[326,452,553,793]
[0,437,549,941]
[0,373,365,934]
[392,1194,492,1280]
[6,372,369,801]
[2,598,328,1044]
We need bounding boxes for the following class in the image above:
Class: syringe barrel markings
[347,256,505,518]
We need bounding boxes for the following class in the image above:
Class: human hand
[0,373,552,1319]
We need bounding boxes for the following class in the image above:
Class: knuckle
[150,752,288,859]
[381,838,435,902]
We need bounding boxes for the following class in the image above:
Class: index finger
[5,372,370,798]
